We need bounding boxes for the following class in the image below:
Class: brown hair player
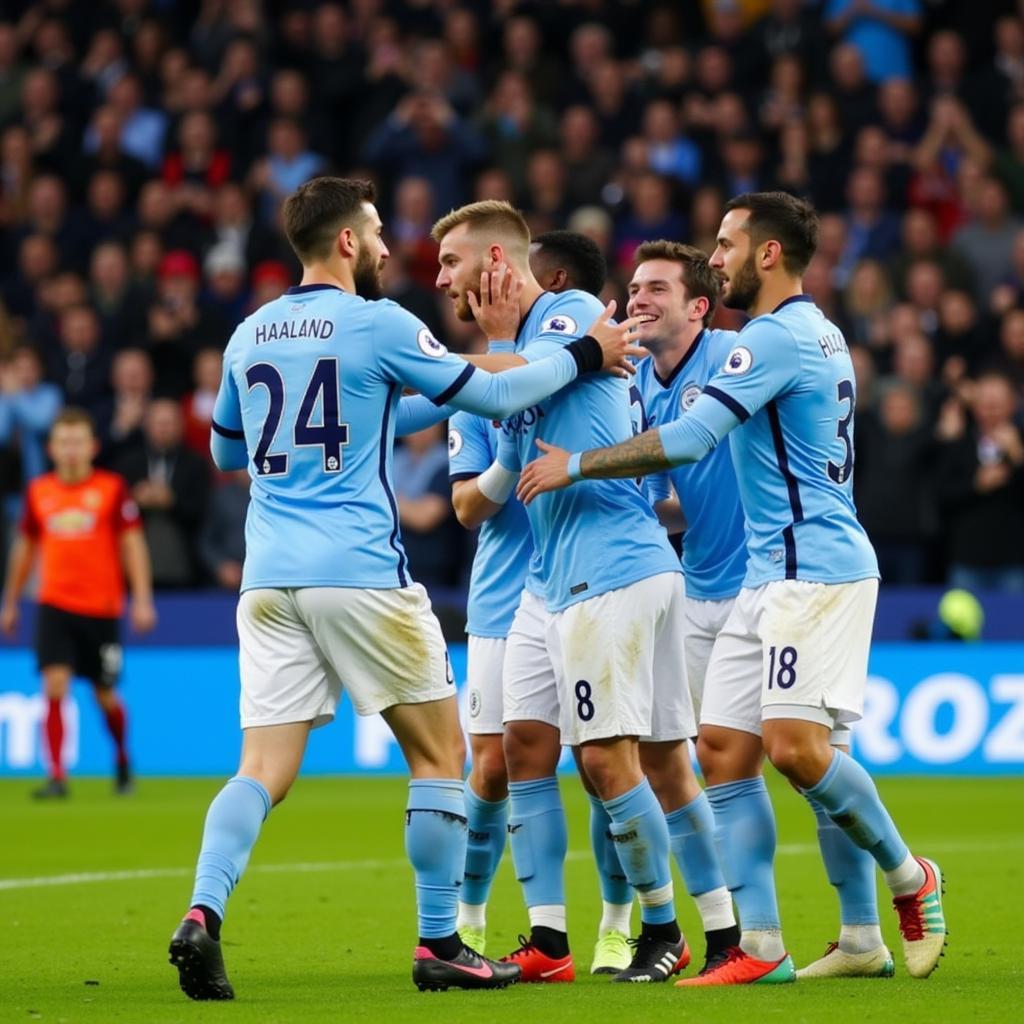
[1,407,156,798]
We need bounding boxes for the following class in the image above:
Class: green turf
[1,773,1021,1023]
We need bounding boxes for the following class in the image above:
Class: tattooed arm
[517,391,742,504]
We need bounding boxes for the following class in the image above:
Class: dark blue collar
[771,294,813,314]
[286,284,345,295]
[654,329,705,388]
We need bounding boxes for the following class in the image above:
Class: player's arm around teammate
[519,193,948,986]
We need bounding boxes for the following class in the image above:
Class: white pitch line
[1,838,1020,893]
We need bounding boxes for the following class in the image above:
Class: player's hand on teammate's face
[467,262,523,341]
[585,300,652,378]
[130,597,157,634]
[517,439,572,505]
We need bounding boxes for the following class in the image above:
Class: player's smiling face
[436,223,485,322]
[627,259,691,347]
[711,208,762,312]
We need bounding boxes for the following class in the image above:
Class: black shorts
[35,604,123,688]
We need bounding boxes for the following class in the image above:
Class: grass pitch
[1,773,1021,1024]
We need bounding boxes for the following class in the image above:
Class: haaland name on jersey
[254,317,335,344]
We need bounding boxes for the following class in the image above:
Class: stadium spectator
[181,346,221,460]
[198,468,249,591]
[145,248,228,398]
[248,117,327,226]
[103,347,153,462]
[0,343,61,534]
[952,176,1024,306]
[49,303,110,417]
[362,90,485,214]
[935,373,1024,592]
[824,0,922,84]
[855,381,937,584]
[394,421,462,592]
[112,397,209,588]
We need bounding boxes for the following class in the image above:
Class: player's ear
[553,268,567,291]
[338,226,357,259]
[487,243,503,267]
[761,240,782,270]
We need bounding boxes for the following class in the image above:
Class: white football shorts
[682,592,737,724]
[546,572,694,746]
[466,635,506,735]
[502,589,560,729]
[237,584,454,729]
[700,578,878,739]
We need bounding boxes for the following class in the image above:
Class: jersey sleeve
[113,476,142,533]
[647,471,672,505]
[396,394,454,437]
[700,317,802,423]
[658,391,743,465]
[373,302,484,404]
[19,486,41,539]
[210,343,249,471]
[496,427,522,472]
[448,412,493,481]
[531,291,602,345]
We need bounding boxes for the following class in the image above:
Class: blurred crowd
[1,0,1023,593]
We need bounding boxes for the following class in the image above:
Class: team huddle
[167,178,948,1000]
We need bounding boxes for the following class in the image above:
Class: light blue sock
[190,775,271,921]
[587,793,631,904]
[405,779,466,938]
[806,795,879,925]
[461,785,509,906]
[803,750,909,872]
[666,791,727,897]
[705,777,781,931]
[604,779,675,925]
[507,776,567,909]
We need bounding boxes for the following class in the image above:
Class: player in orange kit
[0,408,157,797]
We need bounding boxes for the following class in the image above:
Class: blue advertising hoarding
[0,642,1021,777]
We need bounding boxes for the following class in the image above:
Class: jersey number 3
[245,357,350,476]
[826,378,854,485]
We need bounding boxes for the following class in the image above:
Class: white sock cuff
[528,904,567,932]
[637,881,674,909]
[599,899,633,934]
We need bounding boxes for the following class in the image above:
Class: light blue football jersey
[498,290,681,612]
[213,283,587,591]
[448,410,535,638]
[637,328,748,600]
[659,295,879,586]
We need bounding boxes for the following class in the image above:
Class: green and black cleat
[169,909,235,1000]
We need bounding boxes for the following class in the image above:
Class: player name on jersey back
[254,317,335,344]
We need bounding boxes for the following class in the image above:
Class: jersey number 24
[245,357,350,476]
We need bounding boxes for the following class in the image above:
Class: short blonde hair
[430,200,531,259]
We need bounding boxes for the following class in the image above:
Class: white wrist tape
[476,460,519,504]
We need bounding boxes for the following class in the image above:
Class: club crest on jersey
[540,315,578,335]
[417,327,448,358]
[681,384,702,411]
[448,428,463,457]
[723,346,753,376]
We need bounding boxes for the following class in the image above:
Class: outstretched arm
[517,392,741,503]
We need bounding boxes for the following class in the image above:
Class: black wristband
[564,335,603,375]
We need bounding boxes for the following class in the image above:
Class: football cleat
[169,909,235,1000]
[893,857,947,978]
[457,925,486,957]
[796,941,895,979]
[500,935,575,982]
[591,929,632,975]
[413,944,520,991]
[115,762,133,796]
[32,778,68,800]
[675,946,795,986]
[613,933,689,983]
